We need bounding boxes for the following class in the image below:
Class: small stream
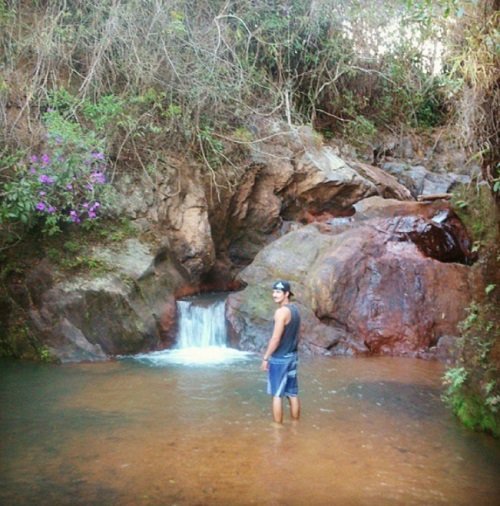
[0,295,499,505]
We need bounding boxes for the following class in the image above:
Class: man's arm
[261,307,290,370]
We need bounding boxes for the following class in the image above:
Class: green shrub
[443,299,500,437]
[343,116,377,146]
[0,111,116,236]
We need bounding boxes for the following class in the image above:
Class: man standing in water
[261,280,301,424]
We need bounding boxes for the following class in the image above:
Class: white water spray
[176,299,227,348]
[133,294,253,366]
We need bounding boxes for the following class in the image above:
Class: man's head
[272,280,294,304]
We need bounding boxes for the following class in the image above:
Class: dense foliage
[1,109,114,235]
[442,294,499,437]
[1,0,486,239]
[0,1,454,150]
[1,2,496,206]
[445,184,500,437]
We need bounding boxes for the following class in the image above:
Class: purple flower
[90,202,100,211]
[85,183,94,191]
[39,174,55,184]
[55,136,63,145]
[30,155,38,163]
[69,210,81,223]
[91,151,105,160]
[41,154,50,165]
[82,202,89,209]
[36,202,46,211]
[47,206,56,214]
[88,211,97,219]
[66,183,73,190]
[39,191,46,196]
[90,171,106,184]
[29,168,37,175]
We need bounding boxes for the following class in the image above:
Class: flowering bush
[1,111,115,235]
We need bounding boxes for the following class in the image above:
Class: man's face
[272,289,287,304]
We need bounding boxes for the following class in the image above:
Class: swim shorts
[267,352,298,398]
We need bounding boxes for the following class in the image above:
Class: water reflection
[0,356,499,506]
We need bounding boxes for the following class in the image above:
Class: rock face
[110,127,414,281]
[224,127,412,268]
[115,160,215,281]
[381,162,471,198]
[21,239,188,362]
[226,197,476,357]
[2,123,481,363]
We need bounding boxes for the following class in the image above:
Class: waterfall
[176,299,227,349]
[131,293,253,366]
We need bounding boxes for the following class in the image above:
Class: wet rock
[386,211,476,264]
[227,200,475,357]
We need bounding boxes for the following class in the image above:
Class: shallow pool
[0,355,499,505]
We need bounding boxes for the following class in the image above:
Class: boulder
[226,135,414,267]
[381,162,471,198]
[158,165,216,280]
[226,199,476,357]
[348,161,413,201]
[23,239,188,362]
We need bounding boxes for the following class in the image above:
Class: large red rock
[226,198,476,357]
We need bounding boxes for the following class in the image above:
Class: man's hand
[260,359,269,371]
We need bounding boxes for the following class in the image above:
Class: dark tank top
[272,304,300,357]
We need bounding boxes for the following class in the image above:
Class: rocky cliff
[1,124,479,362]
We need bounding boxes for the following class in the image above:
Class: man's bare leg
[288,396,300,420]
[272,396,283,424]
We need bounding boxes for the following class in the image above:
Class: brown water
[1,356,499,506]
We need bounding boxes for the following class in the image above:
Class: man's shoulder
[275,305,291,318]
[277,304,292,312]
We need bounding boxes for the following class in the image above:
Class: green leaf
[485,284,496,295]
